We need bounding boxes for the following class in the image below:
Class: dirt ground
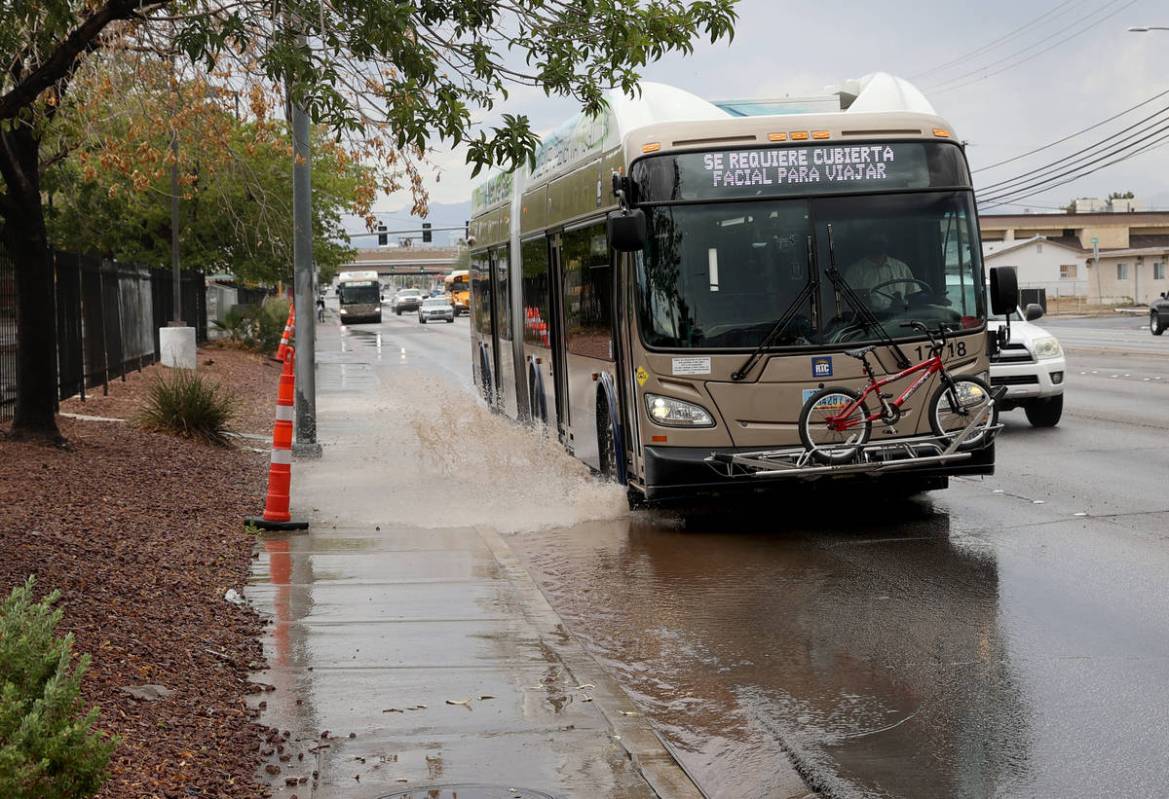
[2,352,281,798]
[60,344,282,436]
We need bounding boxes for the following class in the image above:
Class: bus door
[490,246,516,417]
[614,251,640,477]
[547,234,571,442]
[471,250,496,405]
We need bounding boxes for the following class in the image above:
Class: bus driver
[843,230,917,310]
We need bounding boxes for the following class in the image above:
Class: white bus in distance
[337,270,382,325]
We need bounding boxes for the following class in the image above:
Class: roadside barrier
[246,345,309,531]
[275,306,295,362]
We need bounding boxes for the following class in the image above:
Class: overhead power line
[979,124,1169,208]
[984,201,1072,211]
[973,87,1169,173]
[980,123,1169,205]
[910,0,1085,80]
[978,101,1169,193]
[925,0,1139,95]
[979,134,1169,210]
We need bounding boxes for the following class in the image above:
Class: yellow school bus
[444,270,470,316]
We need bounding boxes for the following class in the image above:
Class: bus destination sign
[703,145,899,189]
[632,141,970,203]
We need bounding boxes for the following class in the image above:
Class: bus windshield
[340,283,379,305]
[635,190,983,350]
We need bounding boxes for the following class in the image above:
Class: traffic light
[377,222,388,246]
[422,222,432,243]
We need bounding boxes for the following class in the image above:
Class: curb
[476,525,710,799]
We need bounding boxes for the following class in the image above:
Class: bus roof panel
[713,73,937,118]
[472,82,729,217]
[338,270,380,283]
[470,75,947,219]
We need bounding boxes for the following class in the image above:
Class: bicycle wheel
[799,386,872,465]
[929,375,997,451]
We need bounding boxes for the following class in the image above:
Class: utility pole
[290,55,321,458]
[170,128,182,323]
[158,45,196,369]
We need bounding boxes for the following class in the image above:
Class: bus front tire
[597,400,618,482]
[625,486,646,510]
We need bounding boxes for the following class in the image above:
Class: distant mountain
[341,200,473,247]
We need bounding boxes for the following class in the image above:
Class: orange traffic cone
[246,347,308,531]
[275,306,295,362]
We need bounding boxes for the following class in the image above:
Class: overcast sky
[375,0,1169,218]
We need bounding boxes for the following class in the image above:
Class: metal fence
[0,247,15,421]
[0,246,206,422]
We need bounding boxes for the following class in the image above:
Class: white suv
[987,304,1065,427]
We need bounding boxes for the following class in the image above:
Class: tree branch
[0,0,175,120]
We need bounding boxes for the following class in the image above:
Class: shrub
[210,298,290,356]
[138,370,237,445]
[0,577,117,799]
[255,298,292,354]
[211,304,258,344]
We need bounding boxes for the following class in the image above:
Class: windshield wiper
[823,224,911,369]
[731,236,818,381]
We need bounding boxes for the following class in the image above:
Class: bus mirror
[989,266,1018,317]
[607,209,647,253]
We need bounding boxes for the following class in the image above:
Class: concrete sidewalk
[247,325,702,798]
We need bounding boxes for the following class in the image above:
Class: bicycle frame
[827,352,945,432]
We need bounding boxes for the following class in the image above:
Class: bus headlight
[340,308,348,315]
[1032,336,1062,359]
[645,394,714,427]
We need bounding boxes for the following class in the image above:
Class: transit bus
[444,270,470,315]
[468,75,1016,505]
[336,270,383,324]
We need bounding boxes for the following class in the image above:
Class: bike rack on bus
[704,396,1004,481]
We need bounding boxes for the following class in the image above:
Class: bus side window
[471,252,492,337]
[493,245,512,341]
[521,238,551,347]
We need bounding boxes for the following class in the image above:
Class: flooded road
[511,508,1019,798]
[297,311,1169,797]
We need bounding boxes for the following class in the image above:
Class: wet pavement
[248,315,703,799]
[254,311,1169,798]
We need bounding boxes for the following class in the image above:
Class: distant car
[1150,292,1168,335]
[418,297,455,324]
[988,303,1065,427]
[393,289,424,315]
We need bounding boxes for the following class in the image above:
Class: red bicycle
[798,322,998,465]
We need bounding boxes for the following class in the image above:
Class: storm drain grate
[376,785,558,799]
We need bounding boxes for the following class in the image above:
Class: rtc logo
[811,356,833,379]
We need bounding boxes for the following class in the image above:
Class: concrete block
[159,325,197,369]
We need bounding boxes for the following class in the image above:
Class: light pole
[1127,25,1168,305]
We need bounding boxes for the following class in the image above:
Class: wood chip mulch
[1,406,277,795]
[59,344,283,436]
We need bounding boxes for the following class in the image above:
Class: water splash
[321,367,628,534]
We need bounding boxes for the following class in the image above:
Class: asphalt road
[1042,313,1169,356]
[338,309,1169,798]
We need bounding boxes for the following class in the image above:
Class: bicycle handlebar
[898,321,961,353]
